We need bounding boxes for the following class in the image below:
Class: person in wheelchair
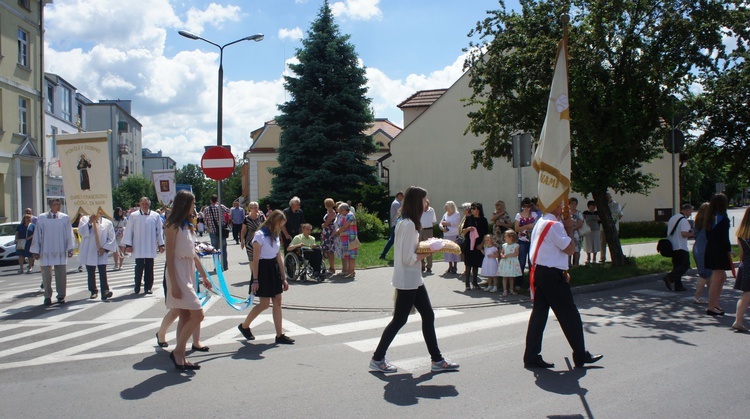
[287,223,326,280]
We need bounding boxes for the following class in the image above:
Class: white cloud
[183,3,243,35]
[279,27,304,41]
[331,0,382,21]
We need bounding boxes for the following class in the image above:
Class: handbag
[16,239,26,250]
[578,220,591,236]
[348,236,361,250]
[656,216,685,257]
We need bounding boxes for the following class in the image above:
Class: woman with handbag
[334,203,358,278]
[15,214,35,274]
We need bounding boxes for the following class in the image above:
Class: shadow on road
[121,351,194,400]
[369,371,458,406]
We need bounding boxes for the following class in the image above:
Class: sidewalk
[214,240,666,312]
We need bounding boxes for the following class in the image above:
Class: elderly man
[523,200,603,369]
[202,194,230,270]
[122,197,165,294]
[79,213,117,300]
[282,196,305,254]
[663,204,694,292]
[30,199,75,306]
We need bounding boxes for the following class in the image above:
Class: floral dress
[492,211,511,247]
[321,211,338,255]
[339,213,358,259]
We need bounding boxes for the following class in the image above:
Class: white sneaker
[369,358,398,373]
[431,358,459,372]
[490,287,498,292]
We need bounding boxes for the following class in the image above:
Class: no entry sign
[201,146,235,180]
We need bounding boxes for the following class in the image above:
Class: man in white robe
[79,213,117,300]
[122,197,165,294]
[30,198,75,306]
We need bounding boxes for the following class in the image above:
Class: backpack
[656,216,685,257]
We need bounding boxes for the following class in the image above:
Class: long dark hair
[402,186,427,231]
[704,193,728,231]
[165,191,195,229]
[114,207,124,221]
[472,202,485,218]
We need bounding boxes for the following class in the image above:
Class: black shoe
[275,334,295,344]
[57,298,65,305]
[156,333,168,348]
[169,351,185,371]
[238,324,255,341]
[706,309,725,316]
[90,292,98,299]
[574,352,603,368]
[102,291,113,301]
[43,298,52,306]
[524,358,555,369]
[662,275,673,291]
[184,362,201,370]
[134,286,141,295]
[673,285,687,292]
[191,344,210,352]
[379,255,386,260]
[145,290,153,295]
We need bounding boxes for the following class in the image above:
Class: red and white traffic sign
[201,146,235,180]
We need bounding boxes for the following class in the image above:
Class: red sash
[529,221,555,301]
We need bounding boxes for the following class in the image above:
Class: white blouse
[391,218,423,290]
[252,229,281,259]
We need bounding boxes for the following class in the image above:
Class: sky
[44,0,521,168]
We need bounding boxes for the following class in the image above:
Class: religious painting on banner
[531,34,572,213]
[56,131,114,219]
[151,169,176,207]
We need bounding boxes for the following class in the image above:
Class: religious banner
[56,131,113,219]
[532,34,572,213]
[151,169,177,207]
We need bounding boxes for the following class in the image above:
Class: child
[480,234,500,292]
[499,230,522,296]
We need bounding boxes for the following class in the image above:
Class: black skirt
[256,258,283,298]
[704,216,732,270]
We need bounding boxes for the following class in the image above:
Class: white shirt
[78,216,117,266]
[442,211,460,236]
[389,198,402,226]
[420,207,436,230]
[391,218,423,290]
[667,214,691,252]
[529,214,571,270]
[121,210,165,258]
[252,229,281,259]
[29,211,75,266]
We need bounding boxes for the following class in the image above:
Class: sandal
[731,324,749,333]
[510,290,517,296]
[693,297,706,304]
[502,291,508,297]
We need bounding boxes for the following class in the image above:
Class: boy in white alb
[30,198,75,306]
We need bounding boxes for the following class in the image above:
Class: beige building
[242,118,401,203]
[0,0,52,222]
[384,72,676,222]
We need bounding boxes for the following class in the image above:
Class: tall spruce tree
[270,1,377,219]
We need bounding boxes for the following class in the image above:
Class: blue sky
[44,0,520,167]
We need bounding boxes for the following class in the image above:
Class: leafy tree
[464,0,737,266]
[270,0,377,224]
[222,162,244,207]
[176,164,212,207]
[112,175,157,211]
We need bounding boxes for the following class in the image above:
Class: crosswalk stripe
[21,299,104,323]
[0,323,72,344]
[0,321,118,359]
[345,311,530,353]
[95,296,162,321]
[311,309,463,336]
[50,321,162,358]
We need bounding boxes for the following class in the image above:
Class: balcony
[118,143,130,155]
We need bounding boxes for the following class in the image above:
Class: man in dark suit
[523,200,603,369]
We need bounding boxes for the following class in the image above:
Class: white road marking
[312,309,463,336]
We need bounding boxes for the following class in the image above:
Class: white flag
[152,169,177,207]
[532,38,571,213]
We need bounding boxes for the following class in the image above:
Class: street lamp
[179,30,263,265]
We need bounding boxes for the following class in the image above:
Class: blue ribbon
[196,253,254,311]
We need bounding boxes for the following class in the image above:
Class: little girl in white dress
[499,230,522,296]
[480,234,500,292]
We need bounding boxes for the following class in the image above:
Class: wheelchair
[284,248,318,282]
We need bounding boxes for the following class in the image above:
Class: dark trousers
[301,248,323,274]
[373,285,443,363]
[668,249,690,289]
[232,223,243,243]
[524,265,586,363]
[380,226,396,258]
[134,258,154,292]
[87,265,109,293]
[209,232,229,270]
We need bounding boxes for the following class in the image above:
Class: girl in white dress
[499,230,522,296]
[480,234,500,292]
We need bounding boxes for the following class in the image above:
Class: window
[77,103,83,128]
[46,83,54,113]
[51,126,58,157]
[62,88,71,122]
[18,97,28,134]
[17,29,28,67]
[18,0,31,10]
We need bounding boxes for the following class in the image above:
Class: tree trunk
[592,190,627,266]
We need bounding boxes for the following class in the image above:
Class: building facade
[84,99,143,189]
[142,148,176,181]
[0,0,52,222]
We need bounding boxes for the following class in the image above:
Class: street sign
[201,146,235,180]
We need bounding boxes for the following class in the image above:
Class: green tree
[113,175,157,211]
[270,0,377,224]
[222,162,244,207]
[176,164,212,207]
[464,0,736,266]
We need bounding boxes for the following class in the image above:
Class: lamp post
[179,30,263,263]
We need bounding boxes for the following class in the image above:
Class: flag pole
[561,12,571,220]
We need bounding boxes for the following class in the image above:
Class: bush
[619,221,667,239]
[355,209,388,242]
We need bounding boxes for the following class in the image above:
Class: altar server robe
[78,216,117,266]
[29,212,75,266]
[121,210,164,258]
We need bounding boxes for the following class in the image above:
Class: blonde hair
[737,207,750,240]
[324,198,335,209]
[504,229,518,243]
[483,234,493,245]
